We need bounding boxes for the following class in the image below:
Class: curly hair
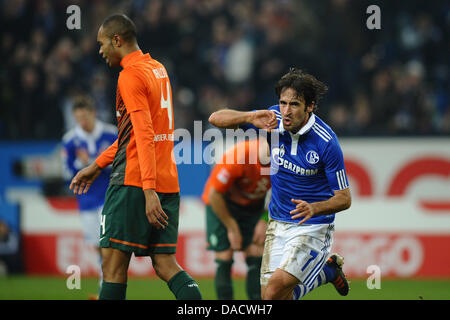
[274,67,328,111]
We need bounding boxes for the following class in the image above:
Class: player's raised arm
[209,109,277,130]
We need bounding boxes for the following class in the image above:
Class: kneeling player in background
[202,139,270,300]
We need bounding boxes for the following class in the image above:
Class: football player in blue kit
[62,95,117,295]
[208,68,351,300]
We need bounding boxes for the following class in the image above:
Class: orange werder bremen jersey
[202,140,270,207]
[95,50,179,192]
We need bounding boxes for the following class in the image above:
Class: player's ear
[112,34,121,48]
[306,102,314,113]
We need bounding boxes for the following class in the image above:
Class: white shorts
[261,219,334,288]
[80,206,103,246]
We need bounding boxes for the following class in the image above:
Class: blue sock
[293,271,326,300]
[322,263,336,283]
[293,257,337,300]
[293,285,301,300]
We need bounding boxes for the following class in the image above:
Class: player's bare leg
[215,249,233,261]
[244,243,263,258]
[150,253,183,281]
[101,247,131,283]
[151,253,202,300]
[262,268,298,300]
[99,247,131,300]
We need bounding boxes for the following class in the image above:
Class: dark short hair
[72,95,95,112]
[101,14,137,43]
[275,68,328,110]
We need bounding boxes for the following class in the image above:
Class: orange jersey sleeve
[129,110,156,190]
[119,70,156,190]
[95,139,118,168]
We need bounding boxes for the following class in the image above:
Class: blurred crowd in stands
[1,0,449,140]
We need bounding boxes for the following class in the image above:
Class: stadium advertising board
[7,138,450,278]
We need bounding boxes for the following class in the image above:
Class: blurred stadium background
[0,0,449,300]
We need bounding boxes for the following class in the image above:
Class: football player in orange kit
[202,139,270,299]
[70,14,201,300]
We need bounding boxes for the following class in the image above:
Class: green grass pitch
[1,276,449,300]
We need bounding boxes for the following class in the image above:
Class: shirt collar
[278,113,316,136]
[75,120,103,141]
[120,50,144,68]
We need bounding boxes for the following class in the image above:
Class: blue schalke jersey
[242,105,349,224]
[62,121,117,211]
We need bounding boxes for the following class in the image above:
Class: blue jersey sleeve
[268,105,282,122]
[238,119,258,131]
[62,140,77,180]
[61,134,90,181]
[238,106,280,147]
[238,106,280,130]
[322,138,349,191]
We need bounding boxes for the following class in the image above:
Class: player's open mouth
[283,119,292,126]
